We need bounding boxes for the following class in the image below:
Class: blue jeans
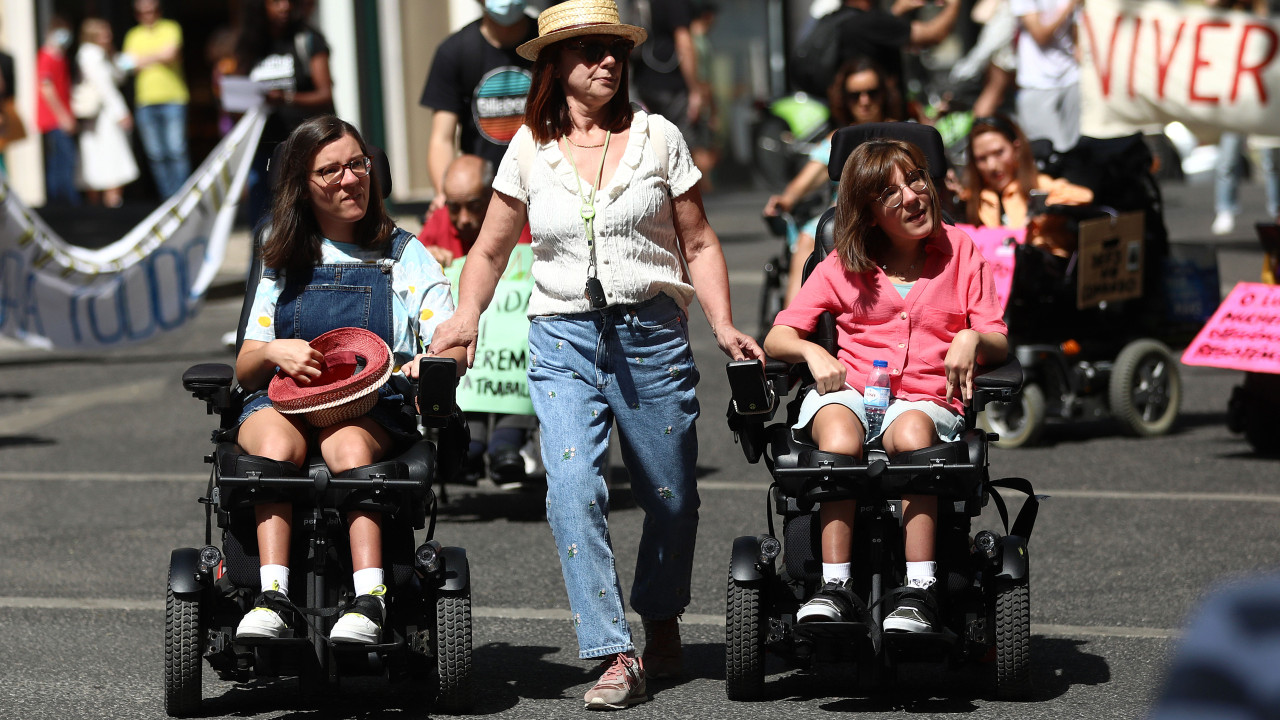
[135,103,190,199]
[42,129,80,206]
[527,294,701,659]
[1215,132,1280,218]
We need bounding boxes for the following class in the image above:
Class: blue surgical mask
[484,0,527,26]
[50,28,71,48]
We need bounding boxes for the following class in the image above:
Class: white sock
[260,564,289,596]
[822,562,851,585]
[906,561,936,589]
[353,567,385,600]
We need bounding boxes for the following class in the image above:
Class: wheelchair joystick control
[974,531,1001,562]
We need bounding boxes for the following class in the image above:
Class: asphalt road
[1,179,1276,719]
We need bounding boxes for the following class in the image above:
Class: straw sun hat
[516,0,648,61]
[268,327,393,428]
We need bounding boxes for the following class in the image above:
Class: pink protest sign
[1181,282,1280,374]
[955,224,1024,310]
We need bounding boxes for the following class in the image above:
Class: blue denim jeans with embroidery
[527,294,701,659]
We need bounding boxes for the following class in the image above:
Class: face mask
[50,28,71,48]
[484,0,527,26]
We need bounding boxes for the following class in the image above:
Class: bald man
[419,154,531,268]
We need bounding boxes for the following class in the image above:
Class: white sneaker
[1212,211,1235,236]
[236,590,291,639]
[330,585,386,644]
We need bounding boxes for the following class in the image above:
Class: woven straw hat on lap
[268,327,392,428]
[517,0,647,61]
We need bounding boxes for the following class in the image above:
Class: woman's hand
[712,324,764,362]
[943,329,981,405]
[805,348,848,395]
[119,113,133,132]
[427,314,480,368]
[763,194,791,217]
[266,338,324,384]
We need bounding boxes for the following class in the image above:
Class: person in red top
[419,153,530,268]
[36,17,80,206]
[765,138,1008,633]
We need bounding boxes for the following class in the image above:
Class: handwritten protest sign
[955,224,1023,310]
[1181,282,1280,374]
[1077,212,1144,308]
[443,245,536,415]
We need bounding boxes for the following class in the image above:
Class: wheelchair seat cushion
[269,327,393,427]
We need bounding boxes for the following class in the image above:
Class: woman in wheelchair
[231,115,466,644]
[763,139,1008,633]
[960,113,1092,257]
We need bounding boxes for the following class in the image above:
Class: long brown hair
[261,115,396,273]
[963,113,1038,226]
[827,56,892,127]
[832,139,943,272]
[523,40,634,144]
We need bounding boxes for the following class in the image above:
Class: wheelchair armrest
[182,363,234,412]
[416,356,459,428]
[971,355,1025,414]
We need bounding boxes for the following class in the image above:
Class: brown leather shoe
[640,617,684,679]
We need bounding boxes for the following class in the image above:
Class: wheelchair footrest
[331,638,405,654]
[793,620,873,643]
[235,634,309,648]
[882,627,959,659]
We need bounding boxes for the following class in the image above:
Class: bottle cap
[873,360,888,367]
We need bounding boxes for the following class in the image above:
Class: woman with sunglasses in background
[231,115,465,646]
[763,56,893,306]
[429,0,761,710]
[765,139,1008,633]
[962,113,1093,257]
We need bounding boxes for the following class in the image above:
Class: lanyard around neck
[564,130,611,277]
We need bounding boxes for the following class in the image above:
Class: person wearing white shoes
[230,114,465,644]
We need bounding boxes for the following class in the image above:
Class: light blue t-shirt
[243,237,456,370]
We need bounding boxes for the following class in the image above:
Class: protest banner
[1079,0,1280,137]
[955,224,1023,310]
[1077,212,1144,308]
[1181,282,1280,374]
[0,108,266,350]
[443,245,536,415]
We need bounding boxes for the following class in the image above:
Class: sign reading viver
[1181,282,1280,374]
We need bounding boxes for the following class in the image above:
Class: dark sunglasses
[846,87,882,103]
[564,37,634,65]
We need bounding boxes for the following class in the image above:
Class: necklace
[880,244,925,279]
[564,131,612,303]
[565,134,606,149]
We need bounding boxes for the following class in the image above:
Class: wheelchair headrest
[828,122,949,184]
[268,142,394,200]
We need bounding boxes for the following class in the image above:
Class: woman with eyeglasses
[429,0,761,709]
[231,115,465,645]
[763,56,893,306]
[764,139,1008,633]
[962,113,1092,257]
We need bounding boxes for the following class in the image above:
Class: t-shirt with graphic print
[419,18,537,169]
[243,237,456,371]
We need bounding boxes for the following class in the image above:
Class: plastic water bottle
[864,360,892,438]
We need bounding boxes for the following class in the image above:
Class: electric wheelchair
[166,148,474,716]
[723,123,1042,700]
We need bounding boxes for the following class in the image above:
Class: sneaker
[641,617,683,679]
[330,585,386,644]
[583,652,648,710]
[883,587,940,633]
[1212,211,1236,236]
[236,588,292,639]
[489,446,527,487]
[797,579,858,622]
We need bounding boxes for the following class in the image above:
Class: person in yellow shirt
[121,0,190,199]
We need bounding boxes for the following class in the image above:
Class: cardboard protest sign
[1077,212,1144,309]
[444,245,536,415]
[955,224,1023,311]
[1181,282,1280,374]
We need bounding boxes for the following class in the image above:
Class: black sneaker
[236,586,294,639]
[488,445,527,486]
[883,586,940,633]
[797,579,859,622]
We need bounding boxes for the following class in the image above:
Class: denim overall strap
[273,229,413,344]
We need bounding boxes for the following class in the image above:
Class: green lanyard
[564,131,611,278]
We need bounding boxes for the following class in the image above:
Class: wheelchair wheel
[433,590,474,714]
[981,383,1047,449]
[1109,339,1181,437]
[725,570,766,700]
[993,580,1032,699]
[164,581,202,717]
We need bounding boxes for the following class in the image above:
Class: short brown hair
[523,41,634,145]
[832,139,943,272]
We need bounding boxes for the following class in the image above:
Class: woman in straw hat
[232,114,466,646]
[430,0,762,709]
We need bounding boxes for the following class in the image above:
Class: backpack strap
[647,112,669,183]
[515,126,537,194]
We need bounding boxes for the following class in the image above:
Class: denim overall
[238,229,418,442]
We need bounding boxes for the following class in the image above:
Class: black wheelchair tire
[993,580,1032,699]
[1109,339,1181,437]
[981,383,1047,449]
[725,570,766,701]
[164,582,202,717]
[433,590,474,714]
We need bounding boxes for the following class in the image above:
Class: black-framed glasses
[314,156,371,185]
[876,169,929,208]
[564,37,634,65]
[846,87,882,103]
